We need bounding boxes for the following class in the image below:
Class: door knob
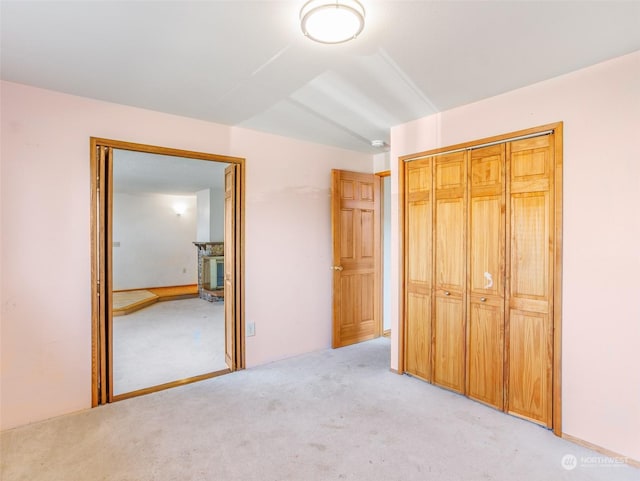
[480,297,487,302]
[331,266,343,271]
[444,291,450,296]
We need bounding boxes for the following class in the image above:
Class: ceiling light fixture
[300,0,365,44]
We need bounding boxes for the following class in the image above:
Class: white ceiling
[2,1,639,154]
[113,149,228,195]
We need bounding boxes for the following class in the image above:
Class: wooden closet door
[467,145,505,409]
[507,135,554,427]
[404,159,432,380]
[433,151,467,393]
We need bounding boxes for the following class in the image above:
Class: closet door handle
[480,297,487,302]
[444,291,450,296]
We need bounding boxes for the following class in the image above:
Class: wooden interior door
[224,164,238,370]
[331,170,381,348]
[404,159,432,380]
[506,135,554,427]
[95,145,110,405]
[433,152,467,393]
[467,145,506,409]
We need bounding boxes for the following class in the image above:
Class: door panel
[405,160,432,378]
[436,156,465,191]
[224,164,237,370]
[469,197,503,295]
[507,135,554,427]
[468,299,504,408]
[435,198,465,290]
[510,193,549,299]
[361,210,375,258]
[467,145,505,409]
[433,152,466,392]
[508,310,551,424]
[331,170,381,348]
[407,201,431,287]
[340,209,354,259]
[406,293,431,380]
[433,296,465,392]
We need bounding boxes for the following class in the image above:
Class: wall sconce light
[300,0,366,44]
[173,203,187,216]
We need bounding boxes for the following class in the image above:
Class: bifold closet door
[433,152,467,393]
[506,135,554,427]
[466,145,506,409]
[404,159,432,380]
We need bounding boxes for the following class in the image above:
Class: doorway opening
[90,138,245,405]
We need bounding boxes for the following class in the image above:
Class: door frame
[90,137,246,406]
[397,122,563,435]
[376,170,391,337]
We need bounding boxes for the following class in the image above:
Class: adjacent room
[110,149,230,396]
[1,1,639,480]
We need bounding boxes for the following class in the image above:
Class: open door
[224,164,238,370]
[331,169,381,348]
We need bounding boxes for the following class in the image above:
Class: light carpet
[1,338,637,481]
[113,297,227,395]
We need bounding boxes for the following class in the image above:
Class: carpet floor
[1,338,637,481]
[113,297,227,395]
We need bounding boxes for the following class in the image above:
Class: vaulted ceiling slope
[2,1,639,153]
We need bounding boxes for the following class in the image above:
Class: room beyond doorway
[90,138,246,405]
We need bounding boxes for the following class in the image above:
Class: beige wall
[0,81,372,429]
[389,51,640,461]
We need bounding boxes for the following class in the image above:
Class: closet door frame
[398,122,563,436]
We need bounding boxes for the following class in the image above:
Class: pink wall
[0,81,372,430]
[389,51,640,460]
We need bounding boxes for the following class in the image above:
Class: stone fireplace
[193,242,224,302]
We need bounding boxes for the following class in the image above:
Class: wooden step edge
[113,295,159,316]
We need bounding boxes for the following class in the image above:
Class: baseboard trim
[562,433,640,468]
[382,329,391,338]
[390,368,401,375]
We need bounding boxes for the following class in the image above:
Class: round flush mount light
[300,0,365,44]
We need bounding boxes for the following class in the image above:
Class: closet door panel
[406,293,431,380]
[469,196,503,296]
[508,310,551,424]
[468,300,504,408]
[405,159,432,379]
[407,200,431,288]
[507,135,554,428]
[467,144,505,409]
[510,193,549,300]
[435,198,465,291]
[433,296,465,392]
[433,152,466,393]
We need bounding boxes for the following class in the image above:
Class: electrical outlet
[246,322,256,337]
